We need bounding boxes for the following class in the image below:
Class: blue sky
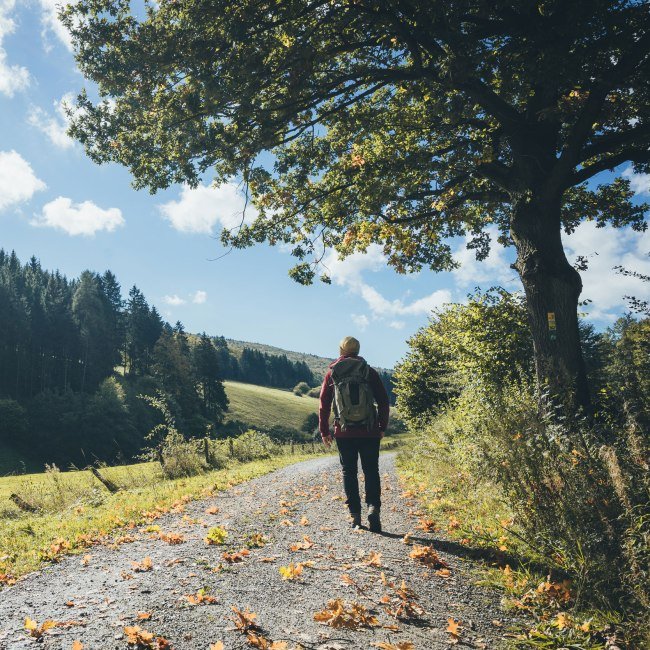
[0,1,648,369]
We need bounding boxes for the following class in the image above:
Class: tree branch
[552,32,650,188]
[475,160,520,192]
[565,148,650,188]
[579,123,650,162]
[385,189,508,224]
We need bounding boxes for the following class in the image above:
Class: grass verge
[0,452,317,584]
[396,436,642,649]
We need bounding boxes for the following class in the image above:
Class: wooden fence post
[229,438,235,458]
[90,467,120,493]
[10,493,38,513]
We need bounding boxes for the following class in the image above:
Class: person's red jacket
[318,355,390,440]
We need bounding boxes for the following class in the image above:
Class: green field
[223,380,319,432]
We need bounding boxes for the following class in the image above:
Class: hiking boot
[350,513,362,529]
[367,505,381,533]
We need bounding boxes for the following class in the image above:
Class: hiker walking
[319,336,390,532]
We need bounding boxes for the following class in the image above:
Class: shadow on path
[377,530,566,579]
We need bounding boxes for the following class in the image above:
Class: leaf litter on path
[1,454,511,649]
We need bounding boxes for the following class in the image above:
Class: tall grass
[410,379,649,614]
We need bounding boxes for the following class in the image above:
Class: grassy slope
[223,380,319,431]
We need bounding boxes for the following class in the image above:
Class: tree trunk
[510,194,591,414]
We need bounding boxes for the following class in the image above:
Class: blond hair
[339,336,360,356]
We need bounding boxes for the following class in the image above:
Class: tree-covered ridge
[0,250,324,469]
[225,339,335,381]
[219,342,315,389]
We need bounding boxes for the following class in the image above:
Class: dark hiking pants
[335,437,381,514]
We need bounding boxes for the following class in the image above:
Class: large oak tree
[63,0,649,410]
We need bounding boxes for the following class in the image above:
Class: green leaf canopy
[63,0,649,283]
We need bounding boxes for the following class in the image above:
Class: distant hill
[226,339,335,381]
[225,339,394,381]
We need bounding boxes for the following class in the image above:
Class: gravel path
[0,453,516,649]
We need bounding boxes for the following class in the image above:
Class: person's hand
[379,430,385,439]
[322,434,333,448]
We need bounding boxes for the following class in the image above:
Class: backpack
[331,357,377,431]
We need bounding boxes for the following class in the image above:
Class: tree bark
[510,194,591,414]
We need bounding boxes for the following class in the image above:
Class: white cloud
[32,197,124,236]
[38,0,73,51]
[0,0,30,96]
[27,93,75,149]
[163,291,207,307]
[452,226,518,290]
[358,282,451,316]
[622,166,650,195]
[0,150,46,211]
[192,290,207,304]
[160,183,258,234]
[163,294,186,306]
[351,314,370,331]
[324,245,452,318]
[323,220,647,328]
[564,221,650,323]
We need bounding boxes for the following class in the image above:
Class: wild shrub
[138,392,209,478]
[597,317,650,435]
[300,413,319,436]
[231,430,279,462]
[139,392,285,475]
[433,380,649,609]
[394,288,533,424]
[293,381,310,396]
[266,424,304,442]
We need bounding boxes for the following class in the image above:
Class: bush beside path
[0,453,514,649]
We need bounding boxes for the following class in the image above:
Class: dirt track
[0,453,518,649]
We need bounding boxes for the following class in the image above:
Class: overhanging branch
[565,148,650,188]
